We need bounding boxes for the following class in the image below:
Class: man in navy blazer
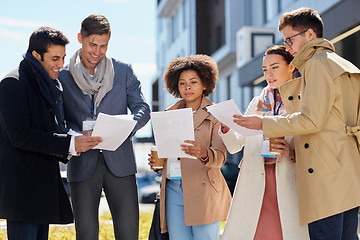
[0,27,102,240]
[59,15,150,240]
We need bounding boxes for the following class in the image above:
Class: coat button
[298,94,301,99]
[308,168,314,173]
[247,170,251,174]
[212,180,216,184]
[304,143,309,149]
[288,96,294,101]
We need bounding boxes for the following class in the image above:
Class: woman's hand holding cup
[147,153,160,173]
[269,137,295,160]
[148,146,166,173]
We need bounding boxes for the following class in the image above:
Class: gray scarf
[69,48,114,114]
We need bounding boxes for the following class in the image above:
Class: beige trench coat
[221,97,309,239]
[159,97,232,233]
[263,38,360,225]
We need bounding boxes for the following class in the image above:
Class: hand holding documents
[91,113,137,151]
[206,99,262,136]
[151,108,196,159]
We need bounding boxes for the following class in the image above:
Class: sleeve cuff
[68,135,77,156]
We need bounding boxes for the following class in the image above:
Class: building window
[216,85,220,103]
[264,0,280,23]
[241,86,252,113]
[253,86,263,97]
[171,9,180,43]
[167,21,172,46]
[251,33,275,57]
[171,15,175,43]
[158,18,162,33]
[216,25,222,49]
[227,75,231,100]
[182,0,186,30]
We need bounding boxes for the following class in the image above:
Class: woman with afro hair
[148,54,231,240]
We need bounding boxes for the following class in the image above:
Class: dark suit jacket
[59,58,150,182]
[0,58,73,224]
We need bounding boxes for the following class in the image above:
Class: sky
[0,0,157,137]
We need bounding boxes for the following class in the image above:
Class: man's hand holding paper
[233,114,263,130]
[91,113,137,151]
[206,99,262,136]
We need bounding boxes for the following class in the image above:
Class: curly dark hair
[163,54,218,98]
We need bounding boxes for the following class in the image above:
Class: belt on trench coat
[346,126,360,148]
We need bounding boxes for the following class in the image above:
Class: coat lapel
[279,77,302,114]
[193,98,212,129]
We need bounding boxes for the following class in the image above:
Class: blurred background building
[153,0,360,113]
[150,0,360,189]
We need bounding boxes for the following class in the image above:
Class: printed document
[206,99,262,136]
[91,113,137,151]
[151,108,196,159]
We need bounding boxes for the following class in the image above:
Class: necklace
[184,103,201,114]
[192,105,201,114]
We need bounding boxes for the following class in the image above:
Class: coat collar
[292,38,335,70]
[21,55,61,108]
[166,97,213,129]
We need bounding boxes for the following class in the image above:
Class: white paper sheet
[151,108,196,159]
[206,99,262,136]
[91,113,137,151]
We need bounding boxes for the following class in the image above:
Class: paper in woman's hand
[151,108,196,159]
[206,99,262,136]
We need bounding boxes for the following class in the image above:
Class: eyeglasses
[283,29,309,46]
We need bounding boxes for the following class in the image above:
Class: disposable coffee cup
[269,137,285,155]
[150,146,165,169]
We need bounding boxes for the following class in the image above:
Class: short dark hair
[163,54,218,98]
[27,26,69,60]
[264,45,294,64]
[278,7,323,38]
[80,14,111,38]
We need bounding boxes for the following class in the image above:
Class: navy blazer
[59,58,150,182]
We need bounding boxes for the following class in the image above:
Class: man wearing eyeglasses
[233,7,360,240]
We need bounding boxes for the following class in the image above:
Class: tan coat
[159,97,232,233]
[221,97,309,240]
[263,38,360,225]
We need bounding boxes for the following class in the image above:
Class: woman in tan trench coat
[148,55,231,240]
